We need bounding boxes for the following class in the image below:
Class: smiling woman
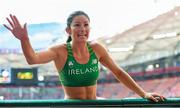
[3,10,165,102]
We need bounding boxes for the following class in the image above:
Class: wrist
[143,92,150,99]
[20,36,29,41]
[140,91,147,98]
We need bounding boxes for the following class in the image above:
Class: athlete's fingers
[152,93,165,101]
[13,15,21,26]
[24,23,27,30]
[6,17,14,28]
[150,95,159,102]
[10,14,17,27]
[3,24,12,31]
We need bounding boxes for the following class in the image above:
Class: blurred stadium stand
[0,75,179,100]
[0,6,180,100]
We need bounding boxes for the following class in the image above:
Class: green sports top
[59,42,99,87]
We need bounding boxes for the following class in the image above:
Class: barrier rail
[0,98,179,107]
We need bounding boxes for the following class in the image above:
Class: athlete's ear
[66,27,71,35]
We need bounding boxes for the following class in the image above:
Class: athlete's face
[67,15,90,42]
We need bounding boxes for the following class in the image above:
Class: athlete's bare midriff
[62,85,97,99]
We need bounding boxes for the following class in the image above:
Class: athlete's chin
[77,38,88,42]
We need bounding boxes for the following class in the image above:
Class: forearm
[20,38,37,64]
[114,69,146,98]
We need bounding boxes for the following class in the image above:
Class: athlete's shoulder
[47,43,67,51]
[89,40,107,50]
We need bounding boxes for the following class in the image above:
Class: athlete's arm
[21,40,58,64]
[93,42,165,102]
[4,14,58,64]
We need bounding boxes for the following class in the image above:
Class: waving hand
[4,14,28,41]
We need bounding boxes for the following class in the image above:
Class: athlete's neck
[71,41,89,58]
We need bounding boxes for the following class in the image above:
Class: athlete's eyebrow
[73,20,89,24]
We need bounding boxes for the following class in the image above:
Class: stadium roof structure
[98,6,180,67]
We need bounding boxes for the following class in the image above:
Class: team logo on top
[92,59,97,64]
[68,61,74,67]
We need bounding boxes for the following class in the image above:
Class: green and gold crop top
[59,42,99,87]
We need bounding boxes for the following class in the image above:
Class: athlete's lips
[78,34,87,37]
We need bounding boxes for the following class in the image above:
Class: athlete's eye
[84,23,89,28]
[74,24,80,27]
[84,23,89,26]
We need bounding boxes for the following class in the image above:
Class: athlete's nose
[79,25,86,31]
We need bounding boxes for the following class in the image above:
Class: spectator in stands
[4,11,165,102]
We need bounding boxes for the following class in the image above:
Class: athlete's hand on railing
[3,14,29,41]
[144,92,166,102]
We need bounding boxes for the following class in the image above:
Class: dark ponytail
[66,10,90,43]
[66,36,72,43]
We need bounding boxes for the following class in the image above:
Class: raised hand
[3,14,28,41]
